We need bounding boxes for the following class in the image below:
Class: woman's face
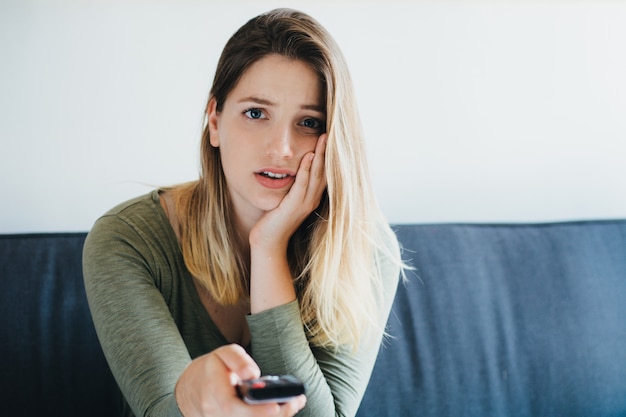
[208,54,325,224]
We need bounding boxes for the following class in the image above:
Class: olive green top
[83,191,399,417]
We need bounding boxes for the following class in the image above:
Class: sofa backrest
[0,233,118,416]
[2,221,625,416]
[357,221,626,417]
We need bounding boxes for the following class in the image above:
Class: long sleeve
[83,192,401,417]
[247,258,400,417]
[83,211,190,417]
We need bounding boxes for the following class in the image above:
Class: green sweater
[83,191,399,417]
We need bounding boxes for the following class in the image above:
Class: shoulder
[90,190,168,236]
[99,190,161,223]
[83,191,184,295]
[84,190,177,264]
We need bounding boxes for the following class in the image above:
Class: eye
[244,108,266,120]
[300,117,323,131]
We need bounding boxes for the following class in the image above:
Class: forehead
[229,54,324,107]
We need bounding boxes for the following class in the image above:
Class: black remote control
[237,375,305,404]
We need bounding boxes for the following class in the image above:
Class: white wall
[2,0,625,233]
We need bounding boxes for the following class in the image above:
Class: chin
[255,198,282,212]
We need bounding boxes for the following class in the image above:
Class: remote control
[237,375,305,404]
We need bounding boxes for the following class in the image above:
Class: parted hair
[172,8,402,349]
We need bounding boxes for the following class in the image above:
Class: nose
[266,125,294,159]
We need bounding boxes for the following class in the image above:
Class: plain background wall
[1,0,625,233]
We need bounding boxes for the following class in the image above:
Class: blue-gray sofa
[1,221,625,416]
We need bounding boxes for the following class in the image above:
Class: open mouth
[255,170,295,189]
[259,171,291,179]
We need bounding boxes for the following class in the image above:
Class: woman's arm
[83,215,191,416]
[247,251,399,417]
[84,213,306,417]
[247,135,327,314]
[246,134,400,416]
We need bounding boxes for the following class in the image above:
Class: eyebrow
[238,96,325,113]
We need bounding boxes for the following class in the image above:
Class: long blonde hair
[173,8,402,349]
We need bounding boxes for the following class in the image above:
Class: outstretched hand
[175,344,306,417]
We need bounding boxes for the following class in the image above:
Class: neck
[231,207,260,260]
[229,196,265,252]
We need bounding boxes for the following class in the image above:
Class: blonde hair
[173,8,403,349]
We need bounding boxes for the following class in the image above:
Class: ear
[207,98,220,147]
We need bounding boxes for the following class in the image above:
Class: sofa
[1,221,625,416]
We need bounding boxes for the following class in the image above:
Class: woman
[83,8,404,417]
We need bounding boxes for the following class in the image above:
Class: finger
[296,133,326,180]
[287,151,314,203]
[234,401,282,417]
[294,135,326,190]
[212,344,260,382]
[310,133,327,182]
[279,395,307,416]
[303,134,327,201]
[279,134,326,214]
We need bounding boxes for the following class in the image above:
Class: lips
[259,171,290,179]
[255,168,296,189]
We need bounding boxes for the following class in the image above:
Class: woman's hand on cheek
[175,344,306,417]
[249,133,328,251]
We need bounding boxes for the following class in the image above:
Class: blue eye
[244,108,265,119]
[301,118,322,130]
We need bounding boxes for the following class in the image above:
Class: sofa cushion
[0,233,118,416]
[357,221,626,417]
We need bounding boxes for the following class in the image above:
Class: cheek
[218,129,258,164]
[298,138,318,157]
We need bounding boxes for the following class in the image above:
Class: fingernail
[242,366,259,380]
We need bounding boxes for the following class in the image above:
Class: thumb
[213,344,260,382]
